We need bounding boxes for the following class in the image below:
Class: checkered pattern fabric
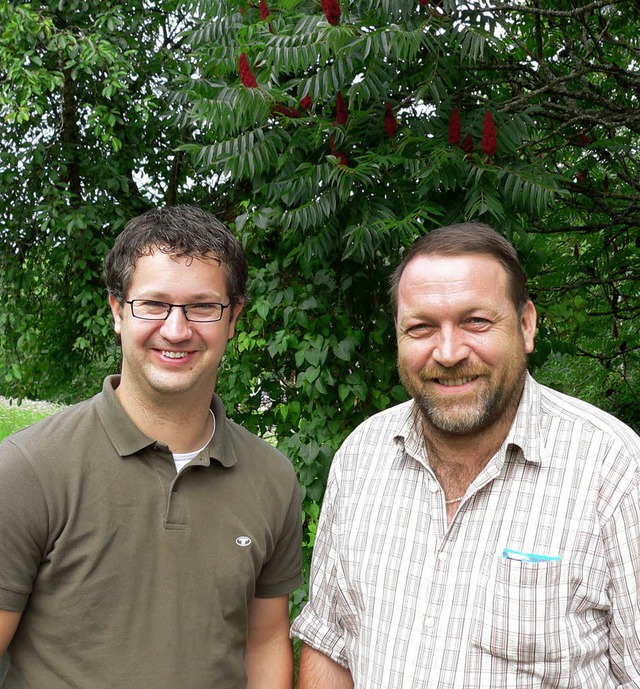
[291,375,640,688]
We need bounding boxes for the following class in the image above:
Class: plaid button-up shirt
[291,375,640,688]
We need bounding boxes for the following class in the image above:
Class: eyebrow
[134,291,225,302]
[398,304,501,323]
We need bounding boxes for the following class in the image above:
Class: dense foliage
[0,0,196,399]
[1,0,638,593]
[483,0,640,431]
[173,0,639,577]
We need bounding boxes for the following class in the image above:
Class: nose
[159,306,192,341]
[432,325,470,367]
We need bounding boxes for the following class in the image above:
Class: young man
[291,222,640,688]
[0,206,302,688]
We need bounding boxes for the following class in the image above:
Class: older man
[292,222,640,688]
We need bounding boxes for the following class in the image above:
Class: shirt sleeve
[0,438,49,611]
[255,462,303,598]
[290,455,350,668]
[602,476,640,684]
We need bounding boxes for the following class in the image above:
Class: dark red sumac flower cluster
[384,102,398,138]
[461,132,474,155]
[272,104,302,118]
[321,0,341,25]
[481,110,497,156]
[448,108,461,145]
[238,53,258,88]
[449,108,497,158]
[335,91,348,125]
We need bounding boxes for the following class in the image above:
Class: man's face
[396,253,536,439]
[108,250,242,403]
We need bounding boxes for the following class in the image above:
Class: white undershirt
[172,409,215,473]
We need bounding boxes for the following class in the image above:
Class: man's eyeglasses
[125,299,231,323]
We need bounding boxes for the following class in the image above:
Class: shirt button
[428,482,439,493]
[437,552,448,562]
[425,617,436,628]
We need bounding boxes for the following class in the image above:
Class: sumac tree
[172,0,638,585]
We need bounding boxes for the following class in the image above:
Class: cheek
[118,320,155,347]
[398,340,431,369]
[481,336,524,369]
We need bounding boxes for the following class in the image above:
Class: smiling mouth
[162,351,188,359]
[436,376,477,387]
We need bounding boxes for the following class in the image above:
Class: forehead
[127,251,227,294]
[397,253,510,312]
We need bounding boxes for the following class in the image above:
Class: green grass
[0,407,53,442]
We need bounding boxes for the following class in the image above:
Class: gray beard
[409,365,527,439]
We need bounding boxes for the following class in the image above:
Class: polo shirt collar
[96,375,153,456]
[96,375,237,468]
[207,393,237,468]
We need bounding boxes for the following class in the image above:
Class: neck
[419,412,515,497]
[115,381,215,454]
[417,373,525,488]
[424,418,511,465]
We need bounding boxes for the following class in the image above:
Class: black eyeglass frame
[125,299,231,323]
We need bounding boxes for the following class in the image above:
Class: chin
[423,408,489,436]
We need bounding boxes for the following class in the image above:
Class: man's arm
[0,610,21,654]
[298,643,353,689]
[245,595,293,689]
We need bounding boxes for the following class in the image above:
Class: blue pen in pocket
[503,547,561,563]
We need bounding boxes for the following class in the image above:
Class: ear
[108,295,123,336]
[227,302,244,341]
[520,300,537,354]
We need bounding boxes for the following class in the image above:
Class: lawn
[0,403,61,442]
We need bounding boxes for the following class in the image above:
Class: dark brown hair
[104,206,248,308]
[389,222,530,317]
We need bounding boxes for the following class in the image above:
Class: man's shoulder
[223,415,297,476]
[534,378,640,446]
[353,399,413,431]
[1,396,98,456]
[0,395,104,491]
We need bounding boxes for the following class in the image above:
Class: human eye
[405,322,435,337]
[465,316,491,329]
[185,302,221,320]
[136,300,169,316]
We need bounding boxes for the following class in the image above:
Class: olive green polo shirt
[0,376,302,688]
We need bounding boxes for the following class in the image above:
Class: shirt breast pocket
[472,556,566,664]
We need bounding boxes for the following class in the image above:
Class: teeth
[438,377,474,387]
[163,351,187,359]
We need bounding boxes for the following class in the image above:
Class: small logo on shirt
[236,536,252,547]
